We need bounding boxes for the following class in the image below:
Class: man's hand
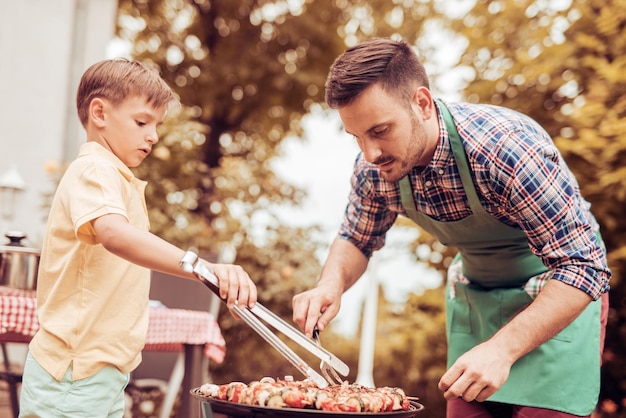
[292,282,343,338]
[438,340,513,402]
[293,238,369,337]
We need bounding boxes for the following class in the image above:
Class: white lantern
[0,166,26,221]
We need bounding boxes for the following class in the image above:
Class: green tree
[116,0,447,251]
[448,0,626,415]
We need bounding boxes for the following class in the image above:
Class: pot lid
[1,231,40,254]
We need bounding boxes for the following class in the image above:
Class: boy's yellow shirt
[30,141,151,381]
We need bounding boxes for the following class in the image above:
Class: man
[292,38,610,417]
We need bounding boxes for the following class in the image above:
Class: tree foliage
[117,0,449,251]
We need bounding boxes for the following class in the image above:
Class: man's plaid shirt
[338,100,610,300]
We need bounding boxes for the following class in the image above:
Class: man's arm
[292,237,368,336]
[438,279,592,401]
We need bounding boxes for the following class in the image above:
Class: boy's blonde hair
[76,59,176,127]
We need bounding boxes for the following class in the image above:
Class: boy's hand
[209,262,257,314]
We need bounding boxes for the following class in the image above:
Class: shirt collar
[410,100,454,176]
[78,141,136,183]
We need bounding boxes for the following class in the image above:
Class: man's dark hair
[325,38,430,109]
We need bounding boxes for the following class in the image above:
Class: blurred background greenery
[113,0,626,417]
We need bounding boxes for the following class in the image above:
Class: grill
[191,388,426,418]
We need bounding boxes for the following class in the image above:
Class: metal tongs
[179,250,349,388]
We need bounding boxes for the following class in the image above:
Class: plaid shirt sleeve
[482,127,610,299]
[337,154,400,259]
[455,103,610,300]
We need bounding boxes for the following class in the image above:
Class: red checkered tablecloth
[0,286,226,363]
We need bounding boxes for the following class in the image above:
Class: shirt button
[438,169,444,175]
[424,180,433,187]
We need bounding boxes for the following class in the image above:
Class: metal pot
[0,231,40,290]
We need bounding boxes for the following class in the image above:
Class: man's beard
[379,112,424,182]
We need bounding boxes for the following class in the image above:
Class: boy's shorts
[19,352,129,418]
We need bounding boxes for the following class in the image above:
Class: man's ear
[89,98,106,128]
[412,86,434,120]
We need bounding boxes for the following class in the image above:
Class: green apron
[398,100,601,415]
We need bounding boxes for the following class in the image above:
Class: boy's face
[97,95,167,168]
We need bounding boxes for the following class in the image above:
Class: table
[0,286,225,418]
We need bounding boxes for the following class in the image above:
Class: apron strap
[435,99,485,214]
[399,177,418,217]
[399,100,486,216]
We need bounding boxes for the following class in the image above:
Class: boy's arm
[92,213,256,309]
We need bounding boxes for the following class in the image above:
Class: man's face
[99,96,167,168]
[338,83,437,182]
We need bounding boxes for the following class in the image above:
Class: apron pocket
[499,286,573,342]
[448,283,472,334]
[499,287,532,329]
[549,319,574,342]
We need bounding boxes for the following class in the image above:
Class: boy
[19,59,257,417]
